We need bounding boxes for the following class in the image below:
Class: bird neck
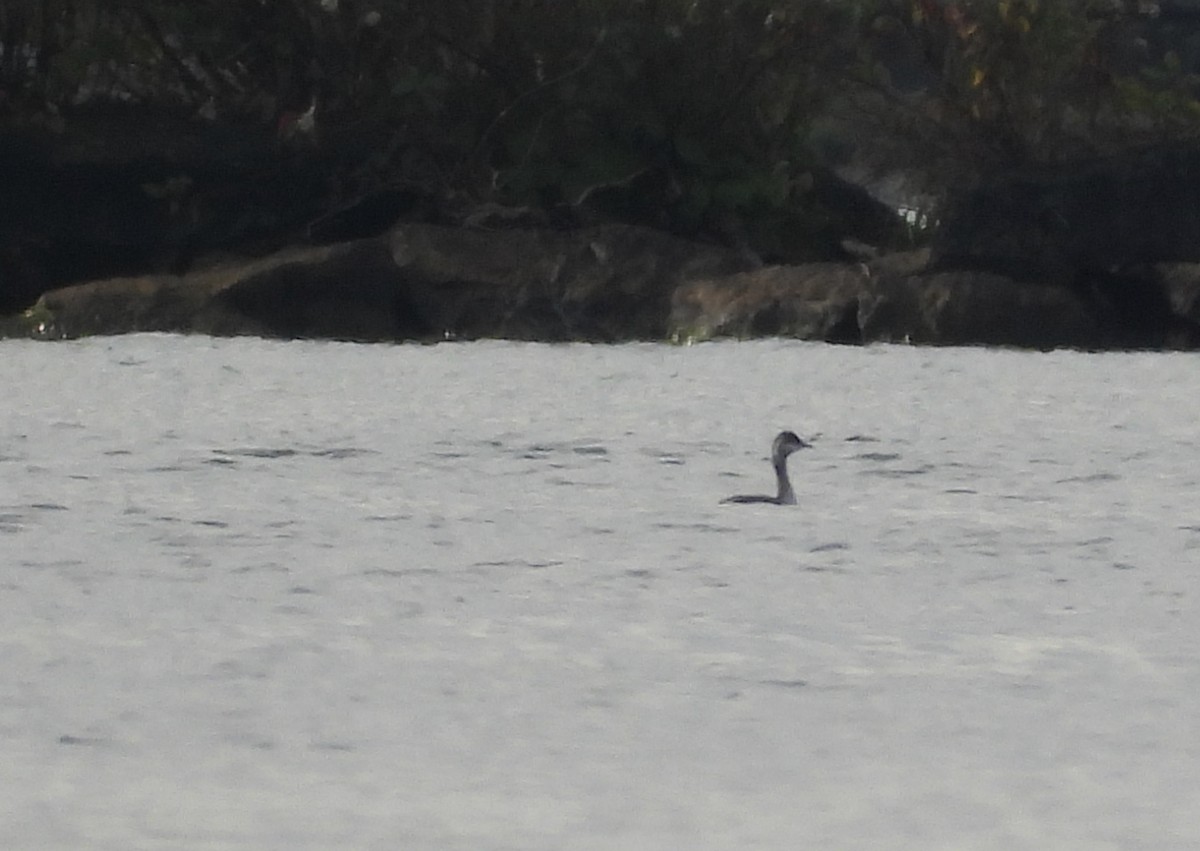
[773,456,796,505]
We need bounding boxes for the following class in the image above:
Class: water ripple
[859,465,935,478]
[212,446,375,460]
[809,542,850,553]
[470,559,564,569]
[1056,472,1120,485]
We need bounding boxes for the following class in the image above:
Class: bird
[721,430,810,505]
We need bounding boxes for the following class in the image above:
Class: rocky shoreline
[5,217,1200,350]
[8,126,1200,352]
[9,4,1200,352]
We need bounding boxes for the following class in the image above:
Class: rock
[670,258,1109,350]
[25,241,398,340]
[669,264,868,344]
[858,271,1104,349]
[1154,262,1200,347]
[930,144,1200,347]
[10,220,1200,350]
[865,247,932,279]
[13,223,755,342]
[0,118,328,315]
[1156,263,1200,325]
[385,223,753,342]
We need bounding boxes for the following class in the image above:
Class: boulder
[0,117,327,315]
[10,223,755,342]
[669,263,867,344]
[385,223,753,342]
[1154,262,1200,347]
[858,271,1103,349]
[17,241,397,340]
[928,144,1200,347]
[8,219,1200,349]
[670,258,1108,350]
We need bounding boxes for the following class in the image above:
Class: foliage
[7,0,1200,251]
[1,0,886,259]
[846,0,1200,189]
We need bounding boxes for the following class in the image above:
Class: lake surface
[3,335,1199,850]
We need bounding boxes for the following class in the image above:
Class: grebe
[721,430,810,505]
